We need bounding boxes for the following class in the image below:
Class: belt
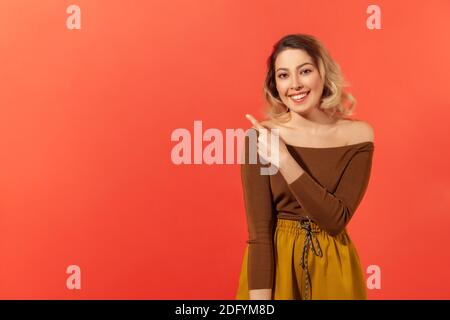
[298,218,323,300]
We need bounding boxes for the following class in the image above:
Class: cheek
[275,81,288,97]
[310,74,324,89]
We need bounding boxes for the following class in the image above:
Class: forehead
[275,49,313,69]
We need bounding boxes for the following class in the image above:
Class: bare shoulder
[345,120,375,144]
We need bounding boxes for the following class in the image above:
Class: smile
[289,90,310,103]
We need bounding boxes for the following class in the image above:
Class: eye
[277,69,312,79]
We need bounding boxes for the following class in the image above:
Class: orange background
[0,0,449,299]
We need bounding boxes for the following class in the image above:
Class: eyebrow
[276,62,314,72]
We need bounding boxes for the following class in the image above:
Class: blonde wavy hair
[263,34,356,122]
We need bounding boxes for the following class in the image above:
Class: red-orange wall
[0,0,449,299]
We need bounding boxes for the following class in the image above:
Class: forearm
[249,289,272,300]
[278,153,305,184]
[282,148,374,236]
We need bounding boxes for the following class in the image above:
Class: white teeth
[290,91,309,100]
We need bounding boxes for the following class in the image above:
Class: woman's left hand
[245,114,291,168]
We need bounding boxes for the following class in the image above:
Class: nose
[290,74,303,90]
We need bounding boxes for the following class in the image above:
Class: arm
[279,145,374,236]
[240,129,276,299]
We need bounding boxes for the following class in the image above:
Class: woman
[235,34,374,300]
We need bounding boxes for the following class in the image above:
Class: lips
[289,90,310,102]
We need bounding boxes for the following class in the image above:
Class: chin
[293,108,313,116]
[288,103,312,112]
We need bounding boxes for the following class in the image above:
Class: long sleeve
[286,144,374,236]
[240,128,276,290]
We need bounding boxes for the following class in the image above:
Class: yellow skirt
[235,218,367,300]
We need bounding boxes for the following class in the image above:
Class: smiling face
[275,49,325,115]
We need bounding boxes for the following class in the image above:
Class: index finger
[245,114,266,132]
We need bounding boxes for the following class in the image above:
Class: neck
[287,108,339,134]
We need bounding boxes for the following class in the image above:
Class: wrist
[277,152,305,184]
[278,151,292,167]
